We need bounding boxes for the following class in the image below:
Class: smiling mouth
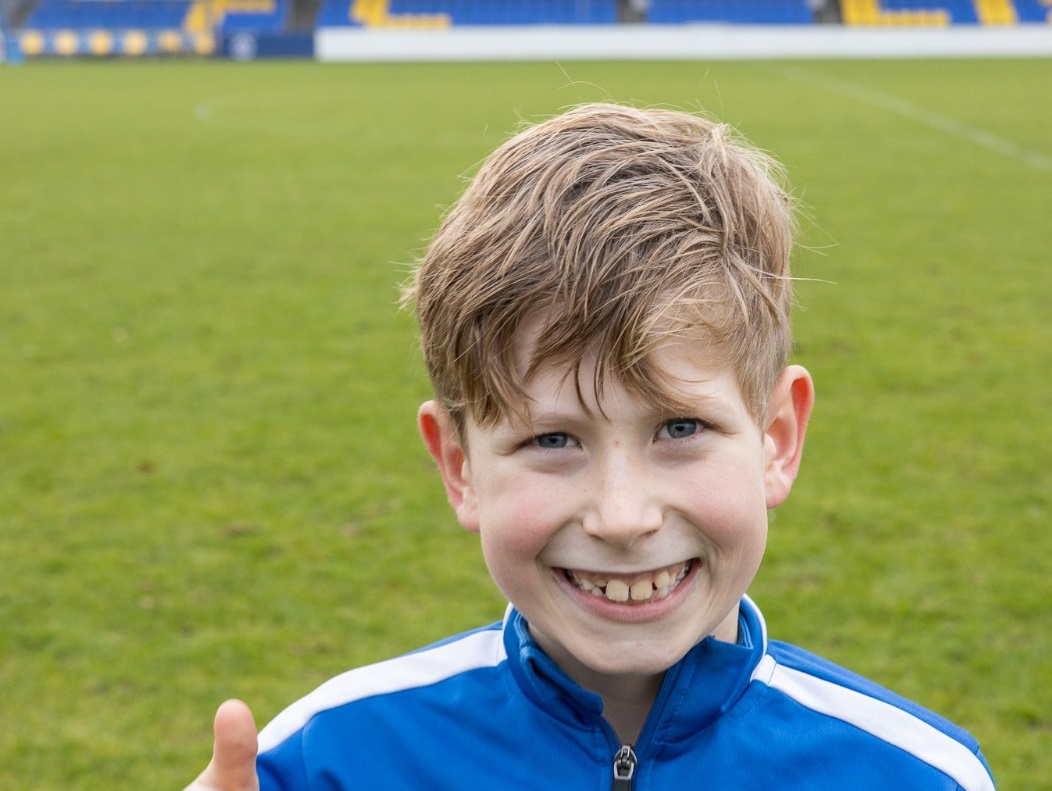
[561,560,694,604]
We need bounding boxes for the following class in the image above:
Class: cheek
[476,478,561,561]
[706,491,768,538]
[684,464,770,553]
[702,504,768,577]
[477,500,555,606]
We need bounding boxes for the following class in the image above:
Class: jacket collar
[502,596,768,743]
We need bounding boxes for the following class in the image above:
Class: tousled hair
[404,103,796,433]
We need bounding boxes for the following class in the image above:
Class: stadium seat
[218,0,288,32]
[373,0,617,26]
[24,0,192,29]
[316,0,363,26]
[648,0,813,24]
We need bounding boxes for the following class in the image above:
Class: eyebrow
[515,391,740,430]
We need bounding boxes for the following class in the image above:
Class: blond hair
[405,103,796,432]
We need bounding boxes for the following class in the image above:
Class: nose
[581,449,663,547]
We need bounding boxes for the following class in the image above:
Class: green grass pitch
[1,56,1049,788]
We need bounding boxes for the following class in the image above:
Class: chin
[577,638,696,679]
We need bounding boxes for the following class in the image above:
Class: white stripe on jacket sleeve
[752,655,994,791]
[257,627,507,753]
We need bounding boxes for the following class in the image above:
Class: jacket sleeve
[257,728,311,791]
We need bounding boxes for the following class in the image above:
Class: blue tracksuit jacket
[256,596,995,790]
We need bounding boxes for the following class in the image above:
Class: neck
[597,673,665,744]
[547,656,663,744]
[531,636,666,743]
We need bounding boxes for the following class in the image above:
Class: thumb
[188,699,259,791]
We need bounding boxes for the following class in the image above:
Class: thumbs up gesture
[183,700,259,791]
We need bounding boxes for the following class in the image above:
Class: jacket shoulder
[753,640,994,791]
[257,621,506,754]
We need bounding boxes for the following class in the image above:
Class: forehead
[513,307,723,370]
[510,314,746,422]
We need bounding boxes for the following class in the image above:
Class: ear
[763,365,814,509]
[418,400,480,533]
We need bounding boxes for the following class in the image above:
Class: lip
[553,559,700,624]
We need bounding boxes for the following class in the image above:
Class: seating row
[884,0,1049,22]
[845,0,1049,23]
[385,0,618,24]
[315,0,820,26]
[23,0,288,31]
[19,0,1050,33]
[26,0,191,28]
[325,0,1048,26]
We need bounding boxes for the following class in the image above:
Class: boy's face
[420,327,812,690]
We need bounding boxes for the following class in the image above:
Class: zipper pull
[612,744,637,791]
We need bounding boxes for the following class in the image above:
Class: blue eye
[535,433,571,449]
[663,419,699,440]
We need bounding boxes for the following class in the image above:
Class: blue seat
[316,0,362,25]
[1012,0,1048,21]
[24,0,192,29]
[384,0,618,25]
[221,0,287,32]
[649,0,813,24]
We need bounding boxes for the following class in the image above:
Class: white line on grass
[775,65,1052,174]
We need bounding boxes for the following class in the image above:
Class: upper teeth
[568,563,690,604]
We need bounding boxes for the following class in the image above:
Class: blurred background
[3,0,1050,59]
[1,5,1050,791]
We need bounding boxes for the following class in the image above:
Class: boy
[186,103,995,790]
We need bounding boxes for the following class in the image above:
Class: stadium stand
[316,0,360,25]
[1014,0,1051,21]
[4,0,1050,60]
[21,0,286,33]
[313,0,1052,26]
[383,0,619,25]
[189,0,287,32]
[647,0,813,24]
[313,0,621,27]
[839,0,1046,24]
[24,0,191,28]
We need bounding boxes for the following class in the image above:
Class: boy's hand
[183,699,259,791]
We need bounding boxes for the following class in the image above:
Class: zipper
[605,650,691,790]
[611,744,638,791]
[604,665,678,791]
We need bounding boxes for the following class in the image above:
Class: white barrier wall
[315,25,1052,61]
